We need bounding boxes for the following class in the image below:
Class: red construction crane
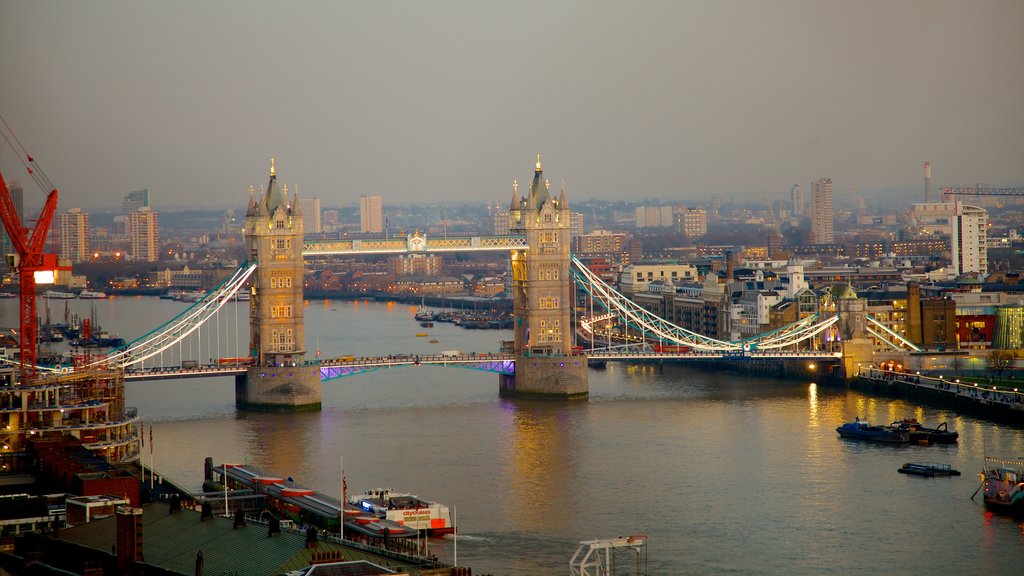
[0,139,61,382]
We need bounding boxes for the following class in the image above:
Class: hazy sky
[1,1,1022,212]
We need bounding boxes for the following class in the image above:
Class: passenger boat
[835,417,910,443]
[898,462,961,477]
[415,332,428,337]
[892,418,958,444]
[44,290,76,299]
[78,290,107,299]
[0,292,16,298]
[348,488,454,534]
[980,457,1024,511]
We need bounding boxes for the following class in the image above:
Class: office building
[493,211,510,235]
[59,208,91,262]
[298,197,322,234]
[123,188,150,213]
[128,207,160,262]
[360,195,383,234]
[791,184,804,217]
[810,177,833,244]
[950,202,988,277]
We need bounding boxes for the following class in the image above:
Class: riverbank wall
[853,368,1024,423]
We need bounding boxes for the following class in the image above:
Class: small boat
[892,418,958,444]
[44,290,76,299]
[428,339,439,343]
[980,457,1024,511]
[420,321,434,328]
[348,488,454,534]
[0,292,16,298]
[836,417,910,444]
[415,332,429,337]
[232,291,251,301]
[898,462,961,477]
[78,290,107,299]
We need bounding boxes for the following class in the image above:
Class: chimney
[725,251,736,281]
[115,506,144,572]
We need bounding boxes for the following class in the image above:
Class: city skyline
[1,1,1023,212]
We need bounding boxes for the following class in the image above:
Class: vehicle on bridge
[217,357,255,368]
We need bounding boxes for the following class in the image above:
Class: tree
[988,350,1014,380]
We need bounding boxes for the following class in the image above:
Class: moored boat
[892,418,959,444]
[348,488,454,534]
[980,457,1024,511]
[79,290,107,299]
[836,417,910,444]
[44,290,76,299]
[898,462,961,477]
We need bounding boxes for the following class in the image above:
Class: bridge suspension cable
[570,257,841,352]
[83,261,257,369]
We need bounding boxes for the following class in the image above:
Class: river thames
[6,296,1024,574]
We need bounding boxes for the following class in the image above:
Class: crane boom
[0,169,59,381]
[942,186,1024,198]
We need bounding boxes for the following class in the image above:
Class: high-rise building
[570,212,585,238]
[123,188,150,213]
[810,178,833,244]
[128,207,160,262]
[791,184,804,217]
[950,202,988,277]
[492,211,510,235]
[298,197,322,234]
[682,208,708,238]
[59,208,90,262]
[360,195,383,234]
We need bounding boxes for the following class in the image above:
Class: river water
[4,296,1024,575]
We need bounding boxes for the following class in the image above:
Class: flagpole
[149,425,154,490]
[453,506,457,567]
[223,463,229,516]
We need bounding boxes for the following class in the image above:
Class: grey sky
[1,0,1022,212]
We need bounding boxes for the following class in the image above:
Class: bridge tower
[501,155,588,399]
[237,159,321,411]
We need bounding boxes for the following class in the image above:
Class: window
[276,239,286,250]
[276,219,285,229]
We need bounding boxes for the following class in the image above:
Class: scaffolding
[569,535,648,576]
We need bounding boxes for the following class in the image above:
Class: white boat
[79,290,107,299]
[177,290,206,302]
[347,488,454,534]
[44,290,76,299]
[233,291,251,301]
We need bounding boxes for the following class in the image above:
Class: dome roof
[830,283,858,300]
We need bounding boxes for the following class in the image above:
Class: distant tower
[503,154,588,399]
[59,208,91,262]
[923,162,932,202]
[810,178,833,244]
[360,195,383,234]
[240,159,321,411]
[791,184,804,217]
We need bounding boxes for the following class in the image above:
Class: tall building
[359,195,383,234]
[682,208,708,237]
[298,197,322,234]
[123,188,150,213]
[791,184,804,217]
[951,202,988,277]
[128,207,159,262]
[810,177,833,244]
[492,211,510,235]
[59,208,90,262]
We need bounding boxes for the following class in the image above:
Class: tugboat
[979,457,1024,512]
[835,417,910,444]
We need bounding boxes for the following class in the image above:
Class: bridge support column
[836,297,875,380]
[236,366,321,412]
[499,355,588,399]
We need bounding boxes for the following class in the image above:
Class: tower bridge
[44,156,903,411]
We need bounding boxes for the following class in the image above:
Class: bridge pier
[236,367,322,412]
[499,355,588,399]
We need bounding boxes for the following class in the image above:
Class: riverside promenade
[856,367,1024,418]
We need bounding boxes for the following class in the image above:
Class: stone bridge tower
[501,155,588,399]
[237,159,321,410]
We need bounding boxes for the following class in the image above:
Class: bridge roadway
[120,350,840,381]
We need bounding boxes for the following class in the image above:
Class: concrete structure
[923,162,932,202]
[59,207,90,262]
[951,202,988,277]
[127,207,159,262]
[810,177,833,243]
[503,155,587,399]
[298,196,322,234]
[239,159,321,410]
[359,194,383,234]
